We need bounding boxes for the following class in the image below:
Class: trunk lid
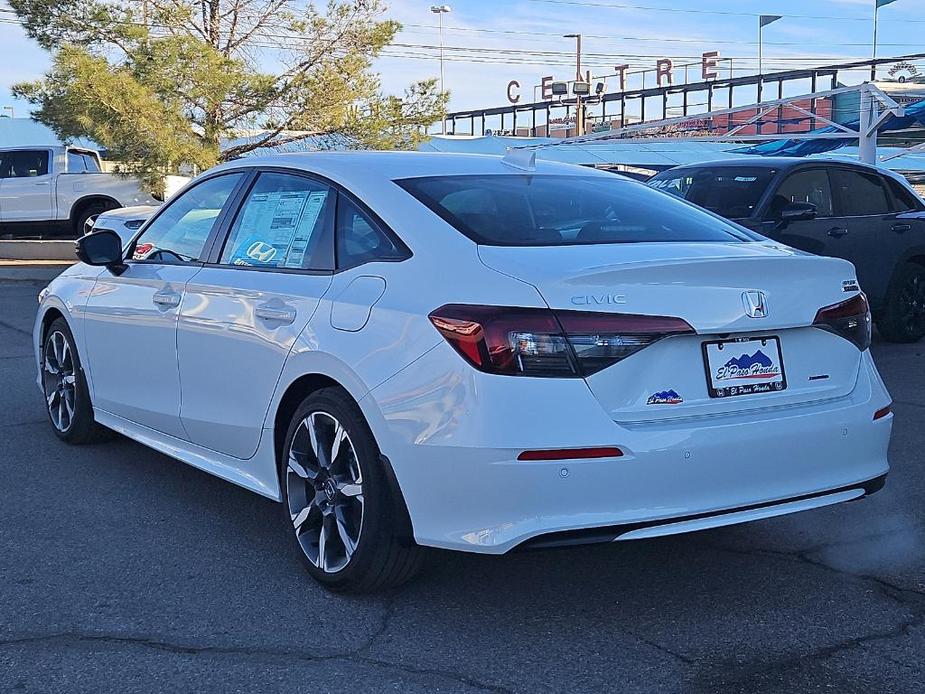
[479,242,865,422]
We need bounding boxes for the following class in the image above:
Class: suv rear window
[648,167,776,219]
[397,174,753,246]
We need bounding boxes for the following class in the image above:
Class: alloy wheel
[42,331,76,432]
[899,273,925,338]
[286,411,364,573]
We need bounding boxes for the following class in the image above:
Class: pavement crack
[351,654,516,693]
[706,540,925,609]
[702,611,925,686]
[622,629,695,665]
[0,630,514,692]
[0,631,343,660]
[343,595,513,692]
[0,319,31,337]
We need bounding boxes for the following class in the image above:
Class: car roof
[659,156,889,174]
[209,150,615,184]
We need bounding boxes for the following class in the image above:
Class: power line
[524,0,925,24]
[398,23,923,47]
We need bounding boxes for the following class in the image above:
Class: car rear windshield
[396,174,755,246]
[648,167,776,219]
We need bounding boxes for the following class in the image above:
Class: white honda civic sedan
[35,152,892,592]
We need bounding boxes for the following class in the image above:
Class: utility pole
[431,5,451,135]
[564,33,582,136]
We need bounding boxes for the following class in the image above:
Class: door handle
[255,304,296,325]
[891,223,912,233]
[826,227,848,238]
[152,291,181,309]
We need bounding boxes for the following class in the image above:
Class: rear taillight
[813,294,871,351]
[429,305,694,377]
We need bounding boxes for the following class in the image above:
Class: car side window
[82,153,101,173]
[220,172,333,270]
[133,173,243,264]
[336,196,406,270]
[885,176,922,212]
[768,169,833,218]
[831,169,891,217]
[3,150,49,178]
[67,151,85,173]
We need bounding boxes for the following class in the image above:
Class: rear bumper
[515,474,886,551]
[366,344,892,554]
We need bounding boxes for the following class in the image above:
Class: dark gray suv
[649,158,925,343]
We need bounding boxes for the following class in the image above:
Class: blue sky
[1,0,924,118]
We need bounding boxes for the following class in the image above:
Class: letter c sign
[507,80,521,104]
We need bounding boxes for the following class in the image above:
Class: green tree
[10,0,447,188]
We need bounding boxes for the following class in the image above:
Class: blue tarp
[732,99,925,157]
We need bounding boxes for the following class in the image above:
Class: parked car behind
[88,205,158,243]
[648,158,925,343]
[0,146,158,237]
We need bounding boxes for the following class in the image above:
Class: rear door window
[831,169,891,216]
[82,153,101,173]
[220,172,333,270]
[67,150,87,173]
[399,174,755,246]
[768,169,834,218]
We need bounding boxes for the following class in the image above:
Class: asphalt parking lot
[1,277,923,694]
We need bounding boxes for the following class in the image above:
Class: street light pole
[758,15,782,100]
[430,5,451,135]
[564,33,582,136]
[872,0,901,81]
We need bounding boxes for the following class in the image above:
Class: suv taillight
[429,305,694,377]
[813,293,871,351]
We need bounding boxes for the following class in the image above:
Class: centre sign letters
[506,50,722,104]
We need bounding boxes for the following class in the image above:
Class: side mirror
[780,201,817,223]
[75,229,127,275]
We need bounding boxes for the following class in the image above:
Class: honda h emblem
[246,241,277,264]
[742,290,768,318]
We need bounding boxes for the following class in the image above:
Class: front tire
[42,318,109,443]
[281,387,423,593]
[877,263,925,343]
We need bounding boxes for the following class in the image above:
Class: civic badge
[742,290,768,319]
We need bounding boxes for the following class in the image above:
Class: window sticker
[229,189,328,268]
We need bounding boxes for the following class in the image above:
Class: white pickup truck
[0,145,159,237]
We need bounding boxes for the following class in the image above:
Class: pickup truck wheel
[76,202,116,236]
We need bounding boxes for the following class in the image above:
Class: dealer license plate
[702,336,787,398]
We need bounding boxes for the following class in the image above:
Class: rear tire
[280,387,423,593]
[876,263,925,343]
[41,318,111,443]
